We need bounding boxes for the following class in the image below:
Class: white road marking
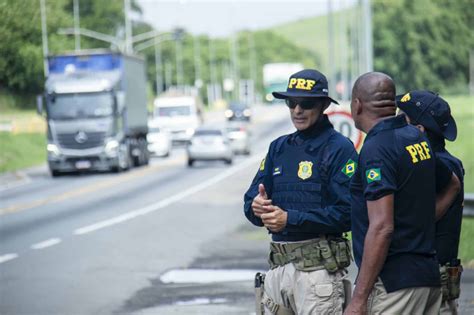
[31,238,61,250]
[73,152,265,236]
[0,253,19,264]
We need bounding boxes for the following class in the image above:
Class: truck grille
[57,131,106,149]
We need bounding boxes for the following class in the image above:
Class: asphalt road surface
[1,105,473,315]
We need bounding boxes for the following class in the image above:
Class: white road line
[73,152,265,236]
[0,253,19,264]
[31,238,62,250]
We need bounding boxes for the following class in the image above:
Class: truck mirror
[36,94,43,115]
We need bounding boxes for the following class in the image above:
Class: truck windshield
[47,92,113,119]
[155,106,191,117]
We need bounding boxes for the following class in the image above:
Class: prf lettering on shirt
[288,78,316,90]
[405,141,431,163]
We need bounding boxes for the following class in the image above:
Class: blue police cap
[272,69,339,104]
[396,90,457,141]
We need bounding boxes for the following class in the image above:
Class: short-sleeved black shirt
[351,115,440,293]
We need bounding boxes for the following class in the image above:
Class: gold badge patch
[297,161,313,180]
[400,93,411,103]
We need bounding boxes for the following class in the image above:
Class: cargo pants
[262,262,347,315]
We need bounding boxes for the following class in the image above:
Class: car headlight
[225,109,233,118]
[266,94,274,102]
[47,143,61,157]
[243,109,251,117]
[105,139,119,155]
[185,128,195,136]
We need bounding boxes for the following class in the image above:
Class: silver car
[147,120,172,157]
[186,127,233,166]
[227,122,251,155]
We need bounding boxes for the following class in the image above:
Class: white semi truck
[38,50,149,176]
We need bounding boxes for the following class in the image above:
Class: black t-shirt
[351,115,440,293]
[435,148,465,265]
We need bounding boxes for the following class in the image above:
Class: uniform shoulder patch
[259,157,266,171]
[366,168,381,183]
[341,159,357,178]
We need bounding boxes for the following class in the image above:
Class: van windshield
[156,106,191,117]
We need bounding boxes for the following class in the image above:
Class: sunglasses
[285,98,323,110]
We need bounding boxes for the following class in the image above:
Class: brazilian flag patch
[366,168,381,183]
[341,159,357,178]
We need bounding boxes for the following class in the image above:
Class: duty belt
[268,236,351,273]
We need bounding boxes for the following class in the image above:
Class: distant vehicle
[153,94,204,145]
[224,102,252,122]
[186,127,233,167]
[147,120,172,157]
[263,63,304,103]
[227,122,251,155]
[38,50,149,177]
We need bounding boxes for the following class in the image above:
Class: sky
[136,0,355,37]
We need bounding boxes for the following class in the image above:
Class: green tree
[373,0,474,94]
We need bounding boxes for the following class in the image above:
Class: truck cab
[39,51,149,176]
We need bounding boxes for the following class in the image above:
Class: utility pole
[327,0,336,97]
[193,36,202,91]
[73,0,80,51]
[175,38,184,88]
[339,0,348,101]
[154,37,163,95]
[362,0,373,72]
[470,50,474,96]
[40,0,49,77]
[124,0,132,53]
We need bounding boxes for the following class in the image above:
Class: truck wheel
[51,170,61,177]
[187,159,194,167]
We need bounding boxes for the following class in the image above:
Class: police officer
[244,69,357,314]
[345,73,442,315]
[397,91,464,315]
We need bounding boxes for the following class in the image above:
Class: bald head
[352,72,397,117]
[350,72,397,133]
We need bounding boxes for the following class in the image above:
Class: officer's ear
[352,98,363,115]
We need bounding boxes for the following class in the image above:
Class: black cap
[396,90,457,141]
[272,69,339,104]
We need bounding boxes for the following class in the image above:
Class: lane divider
[0,253,18,264]
[0,157,185,215]
[31,238,62,250]
[73,151,265,236]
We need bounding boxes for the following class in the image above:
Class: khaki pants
[440,299,458,315]
[367,278,442,315]
[263,262,347,315]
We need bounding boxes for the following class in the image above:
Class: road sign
[327,110,364,150]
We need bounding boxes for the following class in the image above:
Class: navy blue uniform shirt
[244,115,357,241]
[350,115,440,293]
[435,144,465,265]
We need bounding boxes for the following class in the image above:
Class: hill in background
[270,9,353,75]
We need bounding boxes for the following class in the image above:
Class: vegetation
[0,132,46,172]
[444,95,474,193]
[460,218,474,267]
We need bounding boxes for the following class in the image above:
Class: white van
[153,95,204,144]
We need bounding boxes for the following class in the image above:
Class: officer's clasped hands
[251,184,287,232]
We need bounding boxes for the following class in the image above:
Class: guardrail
[464,193,474,217]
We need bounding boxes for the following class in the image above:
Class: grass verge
[460,217,474,267]
[0,132,46,173]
